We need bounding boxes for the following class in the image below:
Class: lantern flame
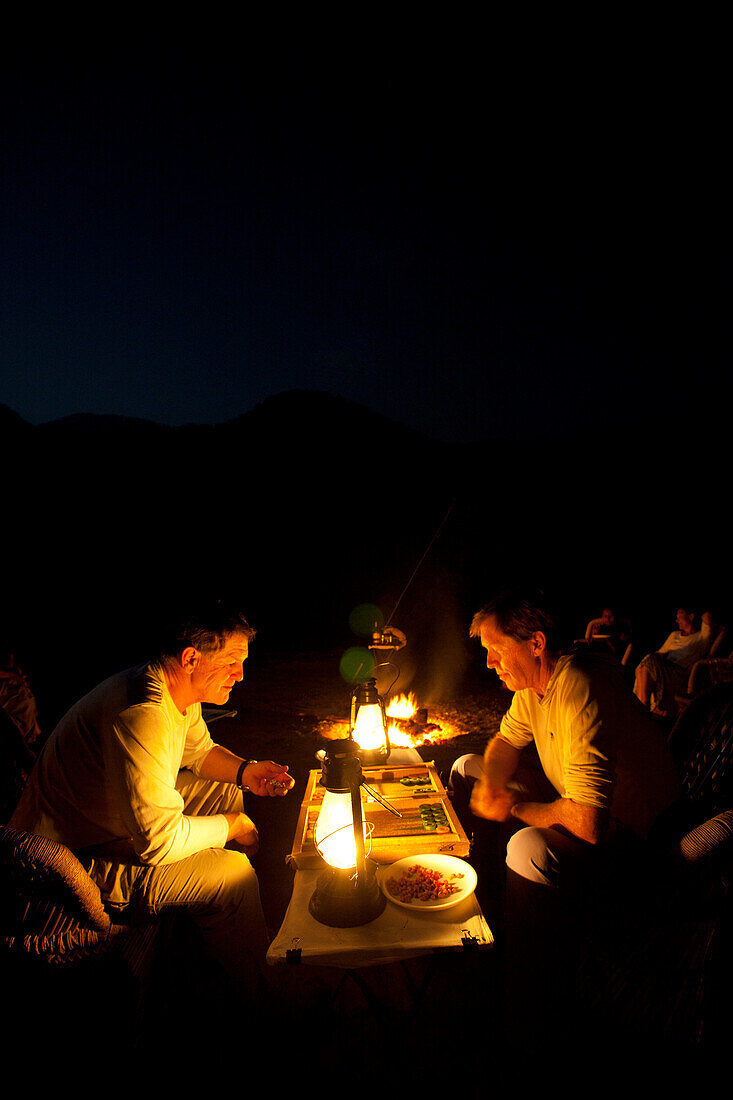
[352,702,388,751]
[314,790,371,868]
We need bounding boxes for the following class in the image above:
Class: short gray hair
[470,588,562,652]
[158,599,256,658]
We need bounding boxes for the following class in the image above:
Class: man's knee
[200,848,261,915]
[501,827,559,884]
[448,753,483,789]
[140,846,261,922]
[506,826,590,889]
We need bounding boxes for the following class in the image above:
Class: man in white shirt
[11,600,294,996]
[447,589,680,1049]
[451,590,679,886]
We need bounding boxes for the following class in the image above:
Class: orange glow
[320,692,461,747]
[385,719,456,747]
[385,722,416,747]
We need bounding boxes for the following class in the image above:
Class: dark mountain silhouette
[1,393,468,713]
[1,390,727,723]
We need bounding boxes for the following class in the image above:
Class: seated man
[583,605,632,663]
[448,589,680,1044]
[11,599,294,998]
[633,606,714,717]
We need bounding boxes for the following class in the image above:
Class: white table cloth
[266,865,493,968]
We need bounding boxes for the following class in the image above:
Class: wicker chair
[0,706,229,1050]
[0,824,159,965]
[0,823,162,1050]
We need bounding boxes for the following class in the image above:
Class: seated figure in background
[583,605,632,664]
[633,606,714,718]
[11,598,295,1000]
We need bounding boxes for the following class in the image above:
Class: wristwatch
[236,759,257,792]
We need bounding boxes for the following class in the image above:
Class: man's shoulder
[80,663,168,719]
[120,663,178,719]
[126,663,162,702]
[552,648,626,694]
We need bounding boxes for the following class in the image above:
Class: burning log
[385,693,450,747]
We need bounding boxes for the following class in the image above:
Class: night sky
[3,44,728,445]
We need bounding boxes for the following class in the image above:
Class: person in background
[583,605,632,663]
[633,606,714,717]
[11,598,295,1000]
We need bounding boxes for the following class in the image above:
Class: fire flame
[385,691,420,747]
[385,692,418,719]
[319,690,463,747]
[386,723,418,747]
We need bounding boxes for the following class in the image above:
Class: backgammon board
[288,762,470,868]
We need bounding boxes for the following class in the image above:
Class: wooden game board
[288,762,470,868]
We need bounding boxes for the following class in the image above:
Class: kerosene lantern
[349,677,390,766]
[308,737,387,927]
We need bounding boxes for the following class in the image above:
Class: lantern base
[356,745,390,768]
[308,862,387,927]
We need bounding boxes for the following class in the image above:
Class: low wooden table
[267,746,493,969]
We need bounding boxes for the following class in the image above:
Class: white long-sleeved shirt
[11,662,229,863]
[498,650,681,837]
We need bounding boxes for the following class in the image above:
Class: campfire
[384,692,447,746]
[320,690,461,747]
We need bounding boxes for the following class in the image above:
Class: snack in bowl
[387,862,465,904]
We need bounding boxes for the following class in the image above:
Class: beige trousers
[78,772,269,997]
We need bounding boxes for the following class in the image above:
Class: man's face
[676,608,695,633]
[191,632,249,705]
[479,615,543,693]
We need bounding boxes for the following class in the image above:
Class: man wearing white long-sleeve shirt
[11,601,294,995]
[447,588,681,1052]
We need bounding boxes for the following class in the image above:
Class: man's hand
[472,735,523,822]
[225,812,260,856]
[470,775,519,822]
[243,760,295,798]
[198,746,295,797]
